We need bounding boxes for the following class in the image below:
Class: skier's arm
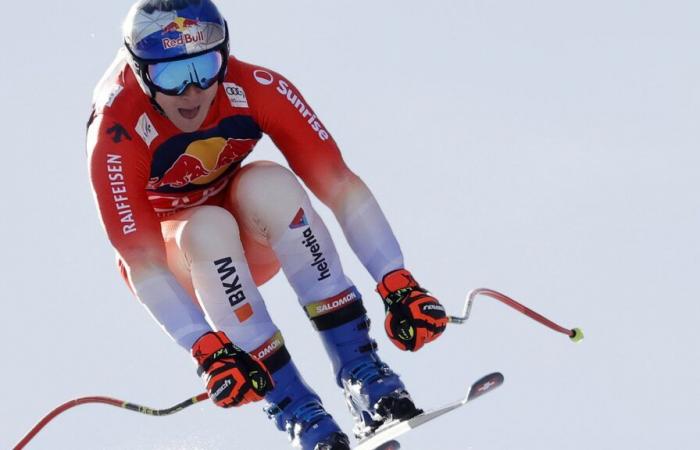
[244,69,448,351]
[297,161,405,283]
[87,113,211,349]
[247,71,404,281]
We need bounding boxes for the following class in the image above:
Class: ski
[353,372,504,450]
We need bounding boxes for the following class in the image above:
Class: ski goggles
[146,50,224,96]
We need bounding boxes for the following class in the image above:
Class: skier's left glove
[377,269,448,352]
[191,331,273,408]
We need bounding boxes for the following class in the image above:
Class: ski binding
[352,372,504,450]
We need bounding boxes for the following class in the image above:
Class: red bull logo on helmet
[161,17,205,49]
[162,31,206,49]
[162,18,199,33]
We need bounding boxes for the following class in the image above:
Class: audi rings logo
[253,70,274,86]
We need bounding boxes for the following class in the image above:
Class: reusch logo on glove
[212,378,233,400]
[422,304,445,313]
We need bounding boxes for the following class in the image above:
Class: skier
[87,1,449,448]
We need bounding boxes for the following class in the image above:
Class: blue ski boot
[305,287,422,439]
[256,333,350,450]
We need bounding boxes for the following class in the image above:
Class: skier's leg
[238,227,282,286]
[161,205,277,350]
[229,161,420,438]
[161,205,348,450]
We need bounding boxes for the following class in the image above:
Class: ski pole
[13,392,209,450]
[448,288,584,342]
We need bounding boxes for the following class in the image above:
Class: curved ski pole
[448,288,584,342]
[14,392,209,450]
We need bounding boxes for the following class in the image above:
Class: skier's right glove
[191,331,273,408]
[377,269,448,352]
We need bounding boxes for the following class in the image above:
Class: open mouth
[178,105,201,120]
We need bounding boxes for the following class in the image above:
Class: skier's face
[155,83,218,132]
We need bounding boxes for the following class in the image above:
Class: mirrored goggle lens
[147,51,223,95]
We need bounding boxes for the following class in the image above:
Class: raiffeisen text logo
[161,17,205,49]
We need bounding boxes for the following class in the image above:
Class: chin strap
[149,96,166,116]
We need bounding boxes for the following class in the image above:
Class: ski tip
[570,327,584,343]
[466,372,504,402]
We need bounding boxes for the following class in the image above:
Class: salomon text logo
[314,291,357,315]
[257,338,282,360]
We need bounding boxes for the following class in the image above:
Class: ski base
[352,372,504,450]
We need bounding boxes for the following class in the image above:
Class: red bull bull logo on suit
[148,137,254,190]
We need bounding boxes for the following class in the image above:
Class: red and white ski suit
[87,51,404,351]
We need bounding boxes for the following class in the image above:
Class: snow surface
[2,1,699,449]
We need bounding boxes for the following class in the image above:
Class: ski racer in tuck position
[87,1,449,448]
